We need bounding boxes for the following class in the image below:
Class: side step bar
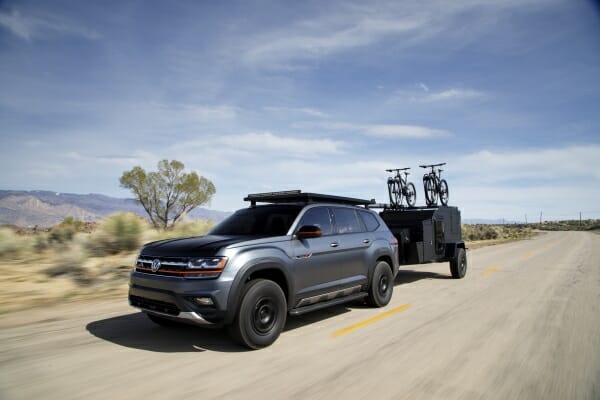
[289,292,367,316]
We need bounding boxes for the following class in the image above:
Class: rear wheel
[387,179,401,208]
[439,179,449,206]
[450,248,467,279]
[405,182,416,207]
[366,261,394,307]
[229,279,287,349]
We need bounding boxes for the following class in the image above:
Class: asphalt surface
[1,231,599,400]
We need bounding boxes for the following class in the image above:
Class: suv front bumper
[128,270,233,326]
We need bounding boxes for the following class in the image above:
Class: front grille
[129,295,180,316]
[135,256,221,279]
[137,256,189,271]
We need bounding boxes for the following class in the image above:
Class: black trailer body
[379,206,465,268]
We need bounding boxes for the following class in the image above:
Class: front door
[292,207,340,299]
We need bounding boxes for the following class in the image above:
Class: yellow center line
[332,303,412,338]
[482,265,503,276]
[521,251,535,259]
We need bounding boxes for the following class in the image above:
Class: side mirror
[295,225,322,239]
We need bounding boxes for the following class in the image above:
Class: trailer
[378,205,467,278]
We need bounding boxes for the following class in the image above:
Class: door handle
[330,242,339,247]
[363,239,371,244]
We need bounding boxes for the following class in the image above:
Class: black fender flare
[445,241,466,259]
[224,260,294,325]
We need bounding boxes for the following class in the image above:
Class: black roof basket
[244,190,375,207]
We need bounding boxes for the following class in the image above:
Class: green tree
[119,160,216,229]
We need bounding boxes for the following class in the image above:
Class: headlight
[187,257,228,270]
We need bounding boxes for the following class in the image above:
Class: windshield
[209,205,302,236]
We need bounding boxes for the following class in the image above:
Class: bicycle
[386,168,417,208]
[419,163,449,206]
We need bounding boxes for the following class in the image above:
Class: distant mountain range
[0,190,231,228]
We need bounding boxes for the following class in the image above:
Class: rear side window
[298,207,333,235]
[359,210,380,232]
[332,207,364,234]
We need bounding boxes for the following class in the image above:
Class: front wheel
[229,279,287,349]
[424,177,437,206]
[366,261,394,307]
[450,248,467,279]
[405,182,416,207]
[439,179,449,206]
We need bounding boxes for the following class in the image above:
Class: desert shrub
[0,227,27,257]
[86,213,145,256]
[162,220,213,239]
[48,217,88,245]
[45,242,93,285]
[33,233,50,252]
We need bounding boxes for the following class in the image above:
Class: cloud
[422,89,485,102]
[319,122,450,138]
[392,86,486,104]
[454,145,600,182]
[236,0,562,68]
[242,13,425,67]
[216,132,343,156]
[263,106,329,118]
[0,8,99,41]
[167,132,345,164]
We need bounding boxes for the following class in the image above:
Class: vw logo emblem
[151,259,161,272]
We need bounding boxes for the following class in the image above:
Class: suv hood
[141,235,253,258]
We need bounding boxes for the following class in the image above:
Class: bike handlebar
[385,167,411,172]
[419,163,446,168]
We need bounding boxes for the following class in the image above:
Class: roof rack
[244,190,375,207]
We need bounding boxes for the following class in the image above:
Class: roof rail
[244,190,375,207]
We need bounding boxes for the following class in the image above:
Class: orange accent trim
[136,267,222,275]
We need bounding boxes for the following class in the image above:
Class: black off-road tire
[228,279,287,350]
[439,179,449,206]
[450,248,467,279]
[366,261,394,307]
[424,177,437,206]
[406,182,417,207]
[147,313,183,328]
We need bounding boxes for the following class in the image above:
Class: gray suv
[129,191,399,349]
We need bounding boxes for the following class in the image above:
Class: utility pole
[540,211,542,224]
[525,214,527,224]
[580,211,582,226]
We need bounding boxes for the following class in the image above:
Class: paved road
[1,231,599,400]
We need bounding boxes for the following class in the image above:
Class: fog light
[194,297,214,306]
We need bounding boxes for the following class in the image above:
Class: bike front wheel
[439,179,449,205]
[405,182,416,207]
[424,176,437,206]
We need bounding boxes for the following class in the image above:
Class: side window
[359,210,380,232]
[332,207,364,234]
[298,207,333,235]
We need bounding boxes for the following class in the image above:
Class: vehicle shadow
[284,306,351,332]
[86,312,245,353]
[394,268,451,285]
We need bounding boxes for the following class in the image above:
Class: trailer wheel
[450,248,467,279]
[366,261,394,307]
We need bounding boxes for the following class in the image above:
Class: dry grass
[0,215,213,314]
[463,224,538,249]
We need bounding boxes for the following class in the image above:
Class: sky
[1,0,599,221]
